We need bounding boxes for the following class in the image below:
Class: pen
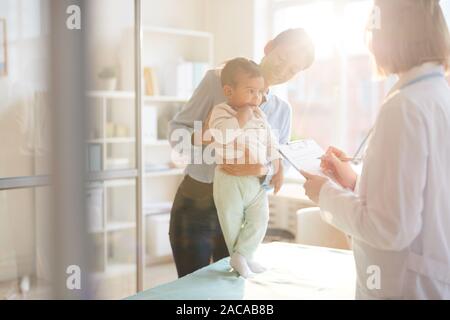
[317,129,372,164]
[317,156,362,163]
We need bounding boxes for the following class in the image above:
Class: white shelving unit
[88,137,135,144]
[87,90,189,103]
[143,25,214,38]
[144,140,170,147]
[86,25,214,271]
[142,25,214,67]
[144,168,185,178]
[86,90,188,172]
[140,25,214,266]
[86,179,137,278]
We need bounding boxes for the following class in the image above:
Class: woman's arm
[318,95,428,251]
[168,70,216,147]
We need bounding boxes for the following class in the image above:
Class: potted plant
[98,67,117,91]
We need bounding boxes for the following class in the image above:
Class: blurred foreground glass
[0,187,52,299]
[87,179,137,299]
[85,0,138,299]
[0,0,53,300]
[0,1,51,178]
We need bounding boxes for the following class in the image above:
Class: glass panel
[141,0,210,289]
[84,0,138,298]
[0,0,51,178]
[142,174,180,290]
[442,0,450,87]
[88,179,137,299]
[0,187,52,299]
[85,0,136,172]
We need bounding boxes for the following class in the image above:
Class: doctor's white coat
[319,63,450,299]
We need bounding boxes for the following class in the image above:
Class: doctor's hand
[320,146,357,191]
[300,171,329,204]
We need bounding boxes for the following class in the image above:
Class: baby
[209,58,282,278]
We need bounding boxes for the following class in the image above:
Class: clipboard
[278,140,325,176]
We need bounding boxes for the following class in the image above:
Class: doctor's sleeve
[318,96,428,251]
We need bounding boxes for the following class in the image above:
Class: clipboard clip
[287,140,312,150]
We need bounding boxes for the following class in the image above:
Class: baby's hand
[238,105,254,117]
[236,106,254,128]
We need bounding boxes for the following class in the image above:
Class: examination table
[127,242,356,300]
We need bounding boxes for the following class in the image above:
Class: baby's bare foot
[247,260,267,273]
[230,253,251,278]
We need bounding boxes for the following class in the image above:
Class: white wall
[252,0,272,62]
[87,0,210,90]
[86,0,272,89]
[142,0,207,30]
[206,0,256,65]
[86,0,134,90]
[205,0,272,65]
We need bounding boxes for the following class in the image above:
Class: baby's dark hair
[221,58,262,87]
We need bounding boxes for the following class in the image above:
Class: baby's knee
[246,210,269,227]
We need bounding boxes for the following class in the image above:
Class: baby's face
[225,74,266,109]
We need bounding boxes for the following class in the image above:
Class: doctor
[302,0,450,299]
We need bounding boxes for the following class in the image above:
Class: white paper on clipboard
[279,140,325,176]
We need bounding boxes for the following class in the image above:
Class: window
[271,0,450,153]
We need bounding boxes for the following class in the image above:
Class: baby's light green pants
[213,168,269,260]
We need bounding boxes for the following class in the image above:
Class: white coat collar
[387,63,446,98]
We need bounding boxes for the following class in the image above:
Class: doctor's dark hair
[370,0,450,75]
[221,58,262,87]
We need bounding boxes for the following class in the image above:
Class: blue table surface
[127,242,356,300]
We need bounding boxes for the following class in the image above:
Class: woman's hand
[321,146,357,191]
[220,147,268,177]
[270,160,284,194]
[236,105,255,128]
[300,171,328,203]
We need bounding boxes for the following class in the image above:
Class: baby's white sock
[247,260,267,273]
[230,252,251,278]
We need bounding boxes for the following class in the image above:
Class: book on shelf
[143,66,160,96]
[176,60,209,98]
[193,62,209,88]
[143,106,158,141]
[106,122,131,138]
[87,143,103,172]
[86,184,104,233]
